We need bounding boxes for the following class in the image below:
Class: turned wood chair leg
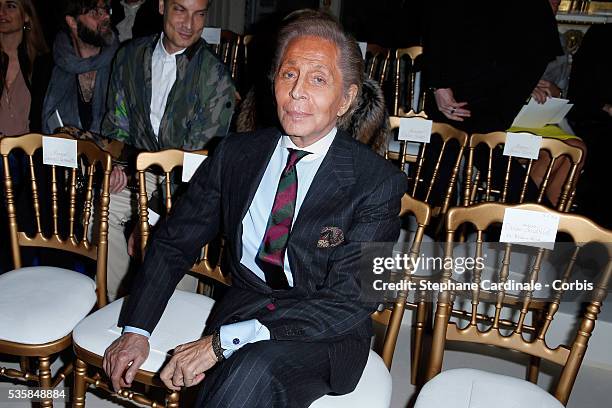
[38,356,53,408]
[72,358,88,408]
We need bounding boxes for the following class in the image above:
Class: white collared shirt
[240,128,337,287]
[150,34,186,138]
[116,0,145,42]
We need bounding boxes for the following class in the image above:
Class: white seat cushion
[73,290,215,373]
[0,266,96,344]
[310,350,392,408]
[415,368,563,408]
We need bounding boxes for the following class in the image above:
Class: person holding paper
[102,12,406,406]
[41,0,119,135]
[101,0,235,301]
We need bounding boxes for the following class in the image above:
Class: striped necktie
[256,148,311,289]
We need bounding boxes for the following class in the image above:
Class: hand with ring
[433,88,471,121]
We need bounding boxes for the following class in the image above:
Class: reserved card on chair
[503,132,542,160]
[500,208,559,250]
[398,117,432,143]
[202,27,221,45]
[182,152,208,182]
[42,136,77,168]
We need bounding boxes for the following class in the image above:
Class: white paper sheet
[512,97,574,128]
[182,152,207,183]
[42,136,77,168]
[202,27,221,45]
[358,42,367,59]
[503,132,542,160]
[398,117,432,143]
[500,208,560,250]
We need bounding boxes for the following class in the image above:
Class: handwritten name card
[42,136,77,169]
[398,117,432,143]
[503,132,542,160]
[500,208,559,250]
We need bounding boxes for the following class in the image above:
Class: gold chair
[387,117,468,220]
[210,30,242,81]
[464,132,584,212]
[364,43,391,85]
[417,203,612,407]
[391,46,426,116]
[372,194,431,371]
[0,133,111,407]
[72,149,228,407]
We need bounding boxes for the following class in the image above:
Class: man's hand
[434,88,471,121]
[109,165,128,194]
[160,335,218,391]
[103,333,150,392]
[531,79,561,104]
[603,104,612,117]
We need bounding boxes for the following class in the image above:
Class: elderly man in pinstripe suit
[103,11,407,407]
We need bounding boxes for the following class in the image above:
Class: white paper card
[202,27,221,44]
[358,42,367,59]
[147,208,160,226]
[512,97,573,128]
[398,117,432,143]
[500,208,560,250]
[42,136,77,168]
[503,132,542,160]
[182,152,207,182]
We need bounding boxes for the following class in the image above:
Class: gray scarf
[42,30,118,134]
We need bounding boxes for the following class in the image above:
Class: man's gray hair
[270,10,364,106]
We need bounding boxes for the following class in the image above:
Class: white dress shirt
[125,129,337,358]
[150,34,185,138]
[115,0,145,43]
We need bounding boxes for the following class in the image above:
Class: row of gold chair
[0,133,602,407]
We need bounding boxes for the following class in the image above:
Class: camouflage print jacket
[102,34,235,156]
[102,34,235,215]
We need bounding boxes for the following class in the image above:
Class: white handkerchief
[42,136,77,168]
[182,152,207,183]
[500,208,560,250]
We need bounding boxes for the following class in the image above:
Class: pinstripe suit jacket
[119,127,407,393]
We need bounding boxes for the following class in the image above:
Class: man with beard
[100,0,235,301]
[42,0,118,133]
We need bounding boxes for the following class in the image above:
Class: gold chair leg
[166,390,180,408]
[411,294,429,385]
[73,359,88,408]
[38,356,53,408]
[19,357,30,376]
[527,356,541,384]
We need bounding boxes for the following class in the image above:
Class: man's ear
[158,0,165,15]
[65,15,77,32]
[338,84,358,117]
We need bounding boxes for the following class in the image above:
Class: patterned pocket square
[317,227,345,248]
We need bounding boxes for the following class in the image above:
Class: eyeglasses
[85,6,110,19]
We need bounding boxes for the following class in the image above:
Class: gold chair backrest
[392,46,425,116]
[1,133,112,307]
[135,149,230,286]
[210,30,242,81]
[387,117,468,218]
[372,194,432,369]
[426,202,612,405]
[364,43,391,85]
[465,132,584,211]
